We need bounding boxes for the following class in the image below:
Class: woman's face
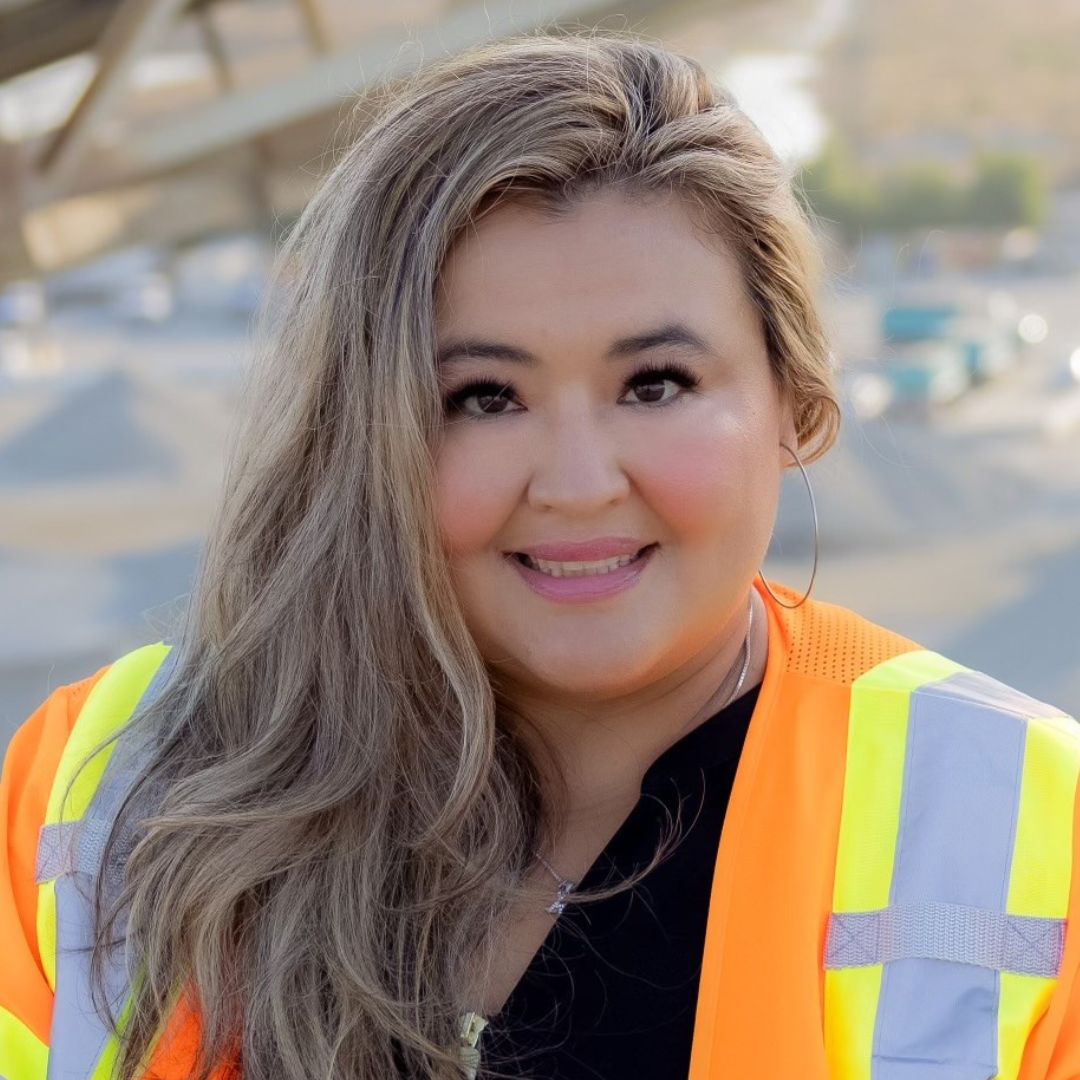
[433,188,796,703]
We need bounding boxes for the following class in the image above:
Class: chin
[510,646,658,701]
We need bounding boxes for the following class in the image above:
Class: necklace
[532,593,756,915]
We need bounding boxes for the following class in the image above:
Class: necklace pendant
[459,1011,488,1080]
[546,878,576,915]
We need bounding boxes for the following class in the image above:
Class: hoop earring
[758,441,819,610]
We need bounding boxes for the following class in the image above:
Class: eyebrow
[435,321,720,369]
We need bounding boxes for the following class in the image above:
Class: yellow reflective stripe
[89,979,176,1080]
[996,713,1080,1080]
[0,1004,48,1080]
[1008,715,1080,919]
[81,972,147,1080]
[823,966,881,1080]
[832,650,966,914]
[36,642,173,990]
[88,996,132,1080]
[36,878,57,993]
[824,649,967,1080]
[997,972,1056,1080]
[46,642,173,823]
[89,1035,123,1080]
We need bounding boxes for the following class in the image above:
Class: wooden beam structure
[294,0,333,55]
[109,0,640,175]
[36,0,192,195]
[0,0,667,284]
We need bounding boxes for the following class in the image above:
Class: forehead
[434,189,759,348]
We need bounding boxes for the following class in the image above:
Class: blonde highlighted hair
[90,26,839,1080]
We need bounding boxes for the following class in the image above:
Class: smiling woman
[433,189,790,713]
[3,25,1080,1080]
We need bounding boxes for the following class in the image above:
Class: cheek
[433,437,521,556]
[637,414,778,545]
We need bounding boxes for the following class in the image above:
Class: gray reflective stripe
[36,818,112,883]
[824,901,1064,978]
[46,645,178,1078]
[48,874,134,1080]
[869,670,1060,1080]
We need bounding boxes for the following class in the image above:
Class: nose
[525,406,631,514]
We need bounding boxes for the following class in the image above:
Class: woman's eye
[443,381,521,418]
[621,371,690,406]
[442,363,700,419]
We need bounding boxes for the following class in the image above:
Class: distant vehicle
[111,271,174,323]
[946,316,1017,383]
[172,234,270,317]
[0,280,46,327]
[1050,347,1080,390]
[881,301,960,343]
[882,340,972,413]
[45,244,167,309]
[879,285,1024,408]
[1044,347,1080,439]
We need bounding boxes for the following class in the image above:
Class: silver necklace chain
[532,593,756,915]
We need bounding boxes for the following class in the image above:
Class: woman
[3,28,1080,1080]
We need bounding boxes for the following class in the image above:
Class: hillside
[816,0,1080,182]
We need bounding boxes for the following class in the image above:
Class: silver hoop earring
[758,441,819,610]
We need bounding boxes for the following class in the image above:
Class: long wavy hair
[87,26,840,1080]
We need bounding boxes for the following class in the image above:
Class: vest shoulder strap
[33,641,176,1080]
[824,648,1080,1080]
[0,666,110,1080]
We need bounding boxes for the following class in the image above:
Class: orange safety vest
[4,577,1080,1080]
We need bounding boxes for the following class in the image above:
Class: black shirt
[479,680,761,1080]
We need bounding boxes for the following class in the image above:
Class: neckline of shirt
[639,679,762,794]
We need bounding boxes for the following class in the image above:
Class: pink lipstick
[506,543,658,603]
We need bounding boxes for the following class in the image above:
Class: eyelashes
[442,360,702,419]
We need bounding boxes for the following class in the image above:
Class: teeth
[521,550,646,577]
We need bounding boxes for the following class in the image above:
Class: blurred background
[1,0,1078,744]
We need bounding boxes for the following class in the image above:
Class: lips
[509,540,657,602]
